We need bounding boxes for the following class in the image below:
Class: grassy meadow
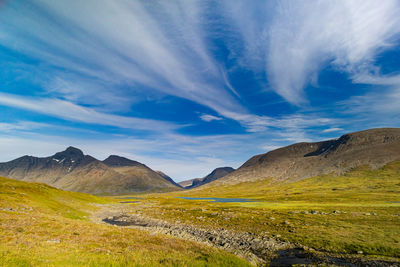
[0,176,251,267]
[1,161,399,266]
[129,162,400,260]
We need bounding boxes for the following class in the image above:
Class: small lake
[119,201,139,204]
[116,197,143,200]
[176,197,259,203]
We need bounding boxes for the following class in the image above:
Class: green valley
[0,176,250,267]
[125,162,400,264]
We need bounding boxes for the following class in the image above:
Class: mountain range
[179,167,235,188]
[1,128,399,194]
[209,128,400,186]
[0,147,180,195]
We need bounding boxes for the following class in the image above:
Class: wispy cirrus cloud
[0,0,399,180]
[0,93,178,132]
[266,0,400,104]
[221,0,400,105]
[1,0,398,131]
[0,121,49,132]
[0,0,246,125]
[322,127,343,133]
[200,114,223,122]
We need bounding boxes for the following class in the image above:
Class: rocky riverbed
[103,213,291,265]
[92,204,400,267]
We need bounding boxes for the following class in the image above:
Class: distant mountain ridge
[179,167,235,189]
[0,147,180,195]
[156,171,182,188]
[211,128,400,186]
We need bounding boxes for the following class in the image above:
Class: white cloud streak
[0,0,399,180]
[0,121,49,132]
[322,127,343,133]
[0,93,178,131]
[0,0,247,125]
[0,0,397,131]
[266,0,400,104]
[200,114,223,122]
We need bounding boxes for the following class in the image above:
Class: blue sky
[0,0,400,181]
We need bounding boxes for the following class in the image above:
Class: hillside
[213,128,400,186]
[179,167,235,189]
[0,147,180,195]
[156,171,182,188]
[0,176,250,266]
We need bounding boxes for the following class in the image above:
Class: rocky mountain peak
[0,148,180,195]
[53,146,84,161]
[103,155,142,167]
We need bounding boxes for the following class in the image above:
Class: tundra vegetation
[0,162,399,266]
[0,176,250,266]
[131,162,400,262]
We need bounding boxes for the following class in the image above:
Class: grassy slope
[0,176,250,267]
[132,162,400,259]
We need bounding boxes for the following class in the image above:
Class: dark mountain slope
[181,167,235,189]
[156,171,182,188]
[213,128,400,186]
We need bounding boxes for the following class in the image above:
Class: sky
[0,0,400,181]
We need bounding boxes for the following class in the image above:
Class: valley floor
[92,202,400,266]
[107,162,400,266]
[1,162,400,266]
[0,177,250,267]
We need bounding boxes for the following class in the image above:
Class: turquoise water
[177,197,259,203]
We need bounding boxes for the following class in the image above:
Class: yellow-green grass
[126,162,400,259]
[0,176,251,266]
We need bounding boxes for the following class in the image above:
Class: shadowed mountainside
[179,167,235,189]
[0,147,180,195]
[156,170,182,188]
[210,128,400,186]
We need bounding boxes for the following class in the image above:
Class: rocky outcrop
[103,213,289,265]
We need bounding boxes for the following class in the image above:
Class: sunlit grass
[129,162,400,259]
[0,177,251,266]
